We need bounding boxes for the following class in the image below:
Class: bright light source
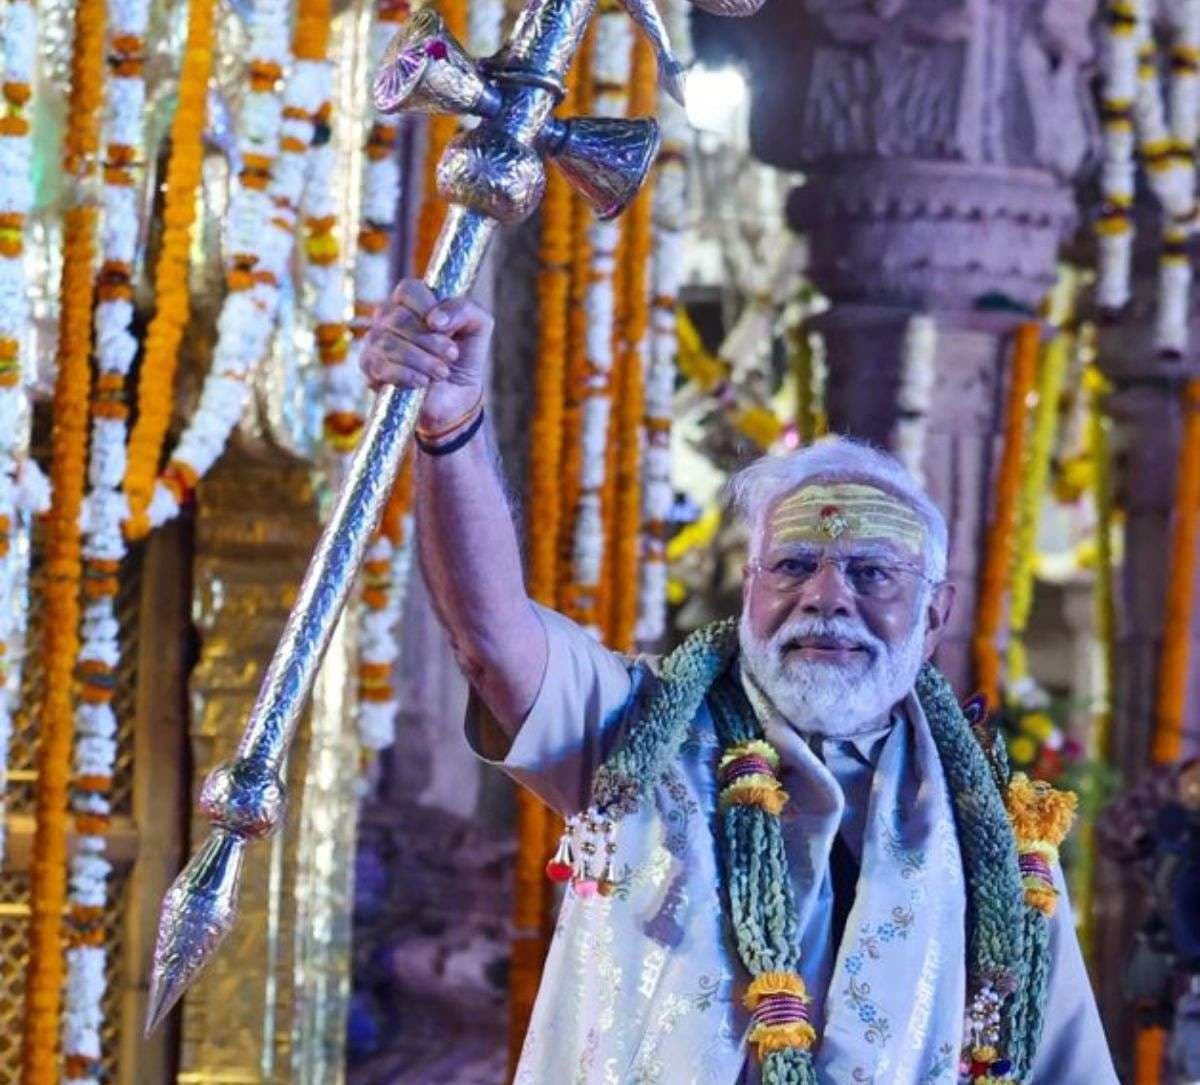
[684,65,747,134]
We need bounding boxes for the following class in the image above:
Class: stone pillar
[735,0,1096,692]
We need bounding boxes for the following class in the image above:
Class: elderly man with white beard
[361,279,1119,1085]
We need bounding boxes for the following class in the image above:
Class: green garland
[589,620,1049,1081]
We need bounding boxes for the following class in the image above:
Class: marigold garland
[565,0,633,635]
[635,0,688,647]
[555,27,594,608]
[1134,1023,1168,1085]
[137,0,320,530]
[972,322,1040,709]
[0,0,52,868]
[350,0,411,758]
[23,0,104,1071]
[63,0,152,1068]
[1086,362,1117,767]
[121,0,215,540]
[606,32,654,653]
[1152,378,1200,764]
[1005,327,1073,694]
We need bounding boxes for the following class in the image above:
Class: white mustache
[770,616,884,659]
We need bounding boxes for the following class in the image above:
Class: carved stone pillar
[736,0,1096,692]
[177,449,361,1084]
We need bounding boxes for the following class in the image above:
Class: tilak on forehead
[769,482,926,557]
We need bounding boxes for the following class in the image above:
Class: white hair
[726,436,949,582]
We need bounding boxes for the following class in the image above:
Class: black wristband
[415,407,485,457]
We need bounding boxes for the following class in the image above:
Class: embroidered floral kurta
[467,606,1119,1084]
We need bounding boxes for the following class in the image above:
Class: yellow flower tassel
[718,740,789,816]
[1005,772,1078,916]
[743,971,817,1059]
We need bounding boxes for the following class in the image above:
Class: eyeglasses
[745,550,936,602]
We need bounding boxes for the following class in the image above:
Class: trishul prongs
[146,0,761,1038]
[373,4,666,222]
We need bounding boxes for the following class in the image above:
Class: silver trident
[143,0,743,1036]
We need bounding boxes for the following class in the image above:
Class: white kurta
[467,605,1120,1084]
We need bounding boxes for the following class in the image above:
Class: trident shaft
[144,0,693,1035]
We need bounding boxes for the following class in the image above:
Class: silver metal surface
[373,8,501,117]
[544,116,660,220]
[147,0,757,1035]
[438,128,547,223]
[687,0,765,13]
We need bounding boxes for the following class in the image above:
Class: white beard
[738,604,928,737]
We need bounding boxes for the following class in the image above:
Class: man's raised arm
[359,278,547,737]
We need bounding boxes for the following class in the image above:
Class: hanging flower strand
[0,0,52,868]
[138,0,305,530]
[62,0,152,1069]
[22,0,104,1069]
[635,0,689,648]
[1097,0,1200,353]
[607,32,655,652]
[565,0,633,636]
[123,0,217,539]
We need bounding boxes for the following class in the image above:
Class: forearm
[415,421,547,735]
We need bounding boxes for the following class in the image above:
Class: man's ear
[922,581,956,661]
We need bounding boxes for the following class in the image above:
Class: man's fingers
[368,321,459,362]
[390,278,439,318]
[361,344,450,387]
[426,297,493,336]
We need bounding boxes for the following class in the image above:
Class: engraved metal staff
[142,0,710,1034]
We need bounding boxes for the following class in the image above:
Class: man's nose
[796,561,854,618]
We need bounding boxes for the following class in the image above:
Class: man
[362,280,1119,1084]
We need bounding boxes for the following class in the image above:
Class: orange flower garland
[972,321,1039,709]
[606,33,655,652]
[555,28,595,610]
[120,0,226,538]
[1134,1024,1168,1085]
[1152,378,1200,764]
[22,0,104,1076]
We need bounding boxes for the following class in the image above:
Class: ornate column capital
[737,0,1098,308]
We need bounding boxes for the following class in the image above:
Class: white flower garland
[303,63,361,470]
[357,519,413,754]
[346,0,409,758]
[63,0,150,1071]
[0,0,49,869]
[143,0,300,529]
[1099,0,1200,354]
[635,0,690,648]
[1097,0,1139,313]
[568,6,633,637]
[892,313,937,487]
